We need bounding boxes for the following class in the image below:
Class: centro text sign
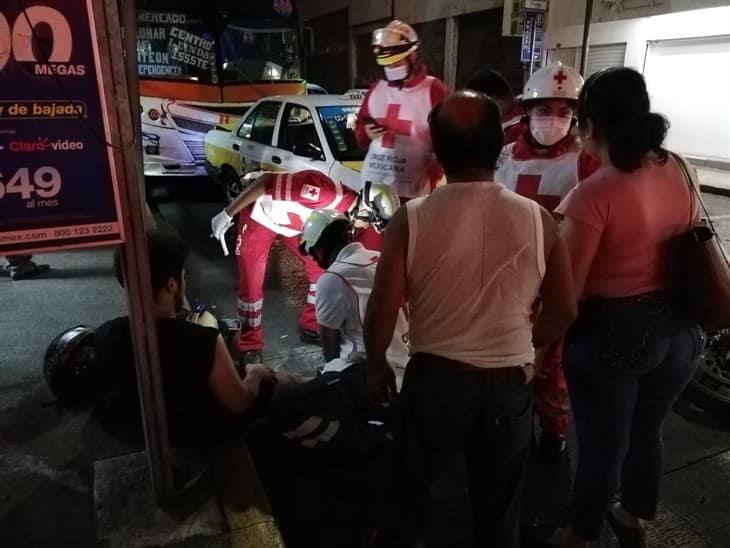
[0,0,124,255]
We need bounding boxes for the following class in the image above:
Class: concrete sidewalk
[697,166,730,197]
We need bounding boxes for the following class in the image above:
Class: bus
[135,0,305,177]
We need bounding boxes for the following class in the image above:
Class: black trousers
[379,353,533,548]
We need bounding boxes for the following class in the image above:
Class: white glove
[242,170,266,185]
[211,209,233,256]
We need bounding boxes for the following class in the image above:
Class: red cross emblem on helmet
[553,70,568,86]
[522,62,584,101]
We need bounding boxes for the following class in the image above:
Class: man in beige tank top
[364,91,577,548]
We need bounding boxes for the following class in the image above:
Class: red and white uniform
[356,66,449,198]
[496,133,600,437]
[496,134,600,212]
[236,171,357,352]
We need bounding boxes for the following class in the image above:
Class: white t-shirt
[315,242,410,388]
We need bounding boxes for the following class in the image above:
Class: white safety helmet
[372,20,419,66]
[522,62,584,103]
[353,181,401,232]
[300,209,349,254]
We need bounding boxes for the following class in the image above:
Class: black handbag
[672,152,730,330]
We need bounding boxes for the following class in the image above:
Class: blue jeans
[564,293,704,539]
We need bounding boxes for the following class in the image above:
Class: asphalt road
[1,178,729,547]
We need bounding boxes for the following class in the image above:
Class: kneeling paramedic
[263,194,406,454]
[210,171,398,365]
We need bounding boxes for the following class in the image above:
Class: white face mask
[529,116,572,147]
[384,64,409,82]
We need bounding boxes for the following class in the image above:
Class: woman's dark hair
[114,230,189,294]
[578,67,668,172]
[466,68,514,100]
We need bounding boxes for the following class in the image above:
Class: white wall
[545,5,730,70]
[644,36,730,162]
[545,5,730,163]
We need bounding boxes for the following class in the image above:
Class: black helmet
[43,325,99,406]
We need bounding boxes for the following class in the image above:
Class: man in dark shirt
[94,231,277,447]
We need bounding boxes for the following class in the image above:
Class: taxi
[205,93,366,200]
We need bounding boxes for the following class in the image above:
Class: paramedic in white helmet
[356,20,450,199]
[300,204,409,389]
[496,62,600,461]
[210,171,400,364]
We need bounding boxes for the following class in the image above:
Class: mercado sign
[0,0,124,255]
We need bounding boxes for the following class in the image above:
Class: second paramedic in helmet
[495,62,601,461]
[355,20,450,199]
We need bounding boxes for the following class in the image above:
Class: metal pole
[444,17,459,89]
[98,0,175,503]
[528,15,537,77]
[580,0,594,75]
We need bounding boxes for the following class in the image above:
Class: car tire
[221,166,244,203]
[683,331,730,420]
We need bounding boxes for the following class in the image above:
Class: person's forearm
[224,176,268,217]
[533,305,577,348]
[238,372,266,412]
[364,304,399,368]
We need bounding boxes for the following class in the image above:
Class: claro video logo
[0,6,86,76]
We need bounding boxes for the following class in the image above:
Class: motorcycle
[684,329,730,419]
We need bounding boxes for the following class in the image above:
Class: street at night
[2,1,730,547]
[2,182,730,546]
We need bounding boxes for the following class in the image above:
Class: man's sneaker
[9,261,50,281]
[298,328,321,346]
[539,431,567,463]
[242,350,263,365]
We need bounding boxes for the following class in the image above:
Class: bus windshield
[220,21,302,83]
[137,11,218,84]
[136,9,302,85]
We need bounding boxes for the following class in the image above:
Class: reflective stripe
[301,420,340,448]
[238,309,262,319]
[237,298,263,311]
[284,416,324,439]
[239,315,262,328]
[285,173,293,201]
[274,174,283,201]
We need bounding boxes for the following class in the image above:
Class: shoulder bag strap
[670,151,730,265]
[670,151,703,225]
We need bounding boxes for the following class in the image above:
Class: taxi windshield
[317,105,367,162]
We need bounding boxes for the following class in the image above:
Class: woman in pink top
[551,68,704,548]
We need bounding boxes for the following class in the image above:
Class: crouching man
[93,231,280,448]
[302,206,409,387]
[264,201,409,454]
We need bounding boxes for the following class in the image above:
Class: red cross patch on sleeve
[301,184,321,202]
